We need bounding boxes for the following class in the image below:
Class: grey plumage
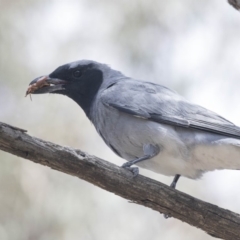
[90,73,240,179]
[29,60,240,182]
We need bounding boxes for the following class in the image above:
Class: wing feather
[101,79,240,139]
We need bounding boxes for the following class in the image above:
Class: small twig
[228,0,240,10]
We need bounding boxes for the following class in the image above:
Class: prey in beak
[26,76,67,98]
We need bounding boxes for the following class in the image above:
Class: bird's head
[27,60,120,116]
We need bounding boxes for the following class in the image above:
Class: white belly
[137,132,240,179]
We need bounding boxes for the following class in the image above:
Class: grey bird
[28,60,240,190]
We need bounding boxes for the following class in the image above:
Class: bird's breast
[94,102,188,160]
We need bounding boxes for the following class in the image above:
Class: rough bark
[228,0,240,10]
[0,122,240,239]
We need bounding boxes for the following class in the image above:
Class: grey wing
[101,79,240,139]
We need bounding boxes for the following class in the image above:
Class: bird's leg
[121,144,160,177]
[164,174,181,219]
[170,174,181,189]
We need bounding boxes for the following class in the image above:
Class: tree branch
[228,0,240,10]
[0,122,240,239]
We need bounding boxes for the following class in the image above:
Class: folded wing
[101,79,240,139]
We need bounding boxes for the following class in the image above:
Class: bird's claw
[170,182,176,189]
[121,163,139,177]
[122,162,132,168]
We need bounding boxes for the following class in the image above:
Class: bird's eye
[73,70,81,78]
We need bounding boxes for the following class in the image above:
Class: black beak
[26,76,67,95]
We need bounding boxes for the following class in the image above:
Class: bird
[27,60,240,190]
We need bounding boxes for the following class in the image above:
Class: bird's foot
[170,181,177,189]
[122,162,139,177]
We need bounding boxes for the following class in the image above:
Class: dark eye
[73,70,81,78]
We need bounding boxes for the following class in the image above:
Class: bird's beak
[26,76,67,96]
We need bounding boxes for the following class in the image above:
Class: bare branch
[0,121,240,239]
[228,0,240,10]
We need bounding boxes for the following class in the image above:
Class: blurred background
[0,0,240,239]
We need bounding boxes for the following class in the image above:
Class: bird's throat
[66,69,103,118]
